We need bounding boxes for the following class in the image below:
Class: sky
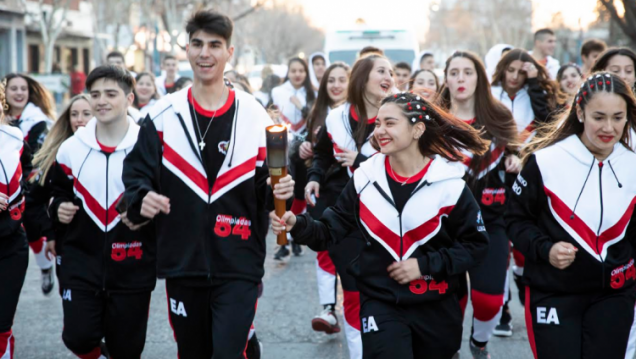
[296,0,602,41]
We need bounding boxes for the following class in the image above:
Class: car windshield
[328,50,415,66]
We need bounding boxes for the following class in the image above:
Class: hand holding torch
[266,124,289,245]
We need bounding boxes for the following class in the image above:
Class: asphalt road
[14,234,534,359]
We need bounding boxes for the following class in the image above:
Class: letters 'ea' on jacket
[506,134,636,293]
[291,154,489,304]
[122,88,273,283]
[49,117,156,293]
[0,125,31,239]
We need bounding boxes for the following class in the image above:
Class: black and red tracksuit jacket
[291,153,489,304]
[122,88,274,283]
[506,134,636,293]
[0,125,31,249]
[49,117,156,293]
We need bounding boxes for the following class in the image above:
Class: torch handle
[270,167,289,246]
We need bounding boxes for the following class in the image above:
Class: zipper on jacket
[398,213,404,259]
[596,162,606,288]
[102,152,111,291]
[372,180,431,261]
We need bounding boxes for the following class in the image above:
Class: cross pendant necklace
[192,84,227,152]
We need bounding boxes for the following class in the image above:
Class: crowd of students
[1,10,636,359]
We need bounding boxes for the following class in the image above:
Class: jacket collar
[556,134,629,166]
[75,116,139,151]
[358,153,465,194]
[20,102,52,124]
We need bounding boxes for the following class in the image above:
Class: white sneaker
[311,308,341,334]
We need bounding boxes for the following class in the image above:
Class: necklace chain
[389,158,418,186]
[191,84,227,151]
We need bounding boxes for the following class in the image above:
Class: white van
[324,27,420,66]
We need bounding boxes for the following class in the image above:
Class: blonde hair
[32,94,90,185]
[0,78,6,125]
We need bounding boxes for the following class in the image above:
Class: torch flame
[268,125,287,133]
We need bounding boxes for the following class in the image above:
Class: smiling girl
[3,73,56,293]
[133,72,161,119]
[0,77,33,359]
[507,72,636,359]
[303,54,394,359]
[274,92,489,359]
[557,64,584,105]
[31,95,93,275]
[409,69,440,101]
[298,62,350,337]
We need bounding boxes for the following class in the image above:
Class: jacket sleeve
[26,121,48,153]
[289,178,358,251]
[307,125,336,184]
[48,148,75,224]
[527,78,553,124]
[353,153,369,168]
[417,185,490,279]
[122,117,163,224]
[626,206,636,249]
[20,141,33,186]
[505,154,554,263]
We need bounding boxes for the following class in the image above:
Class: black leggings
[360,293,463,359]
[62,289,151,359]
[0,228,29,359]
[165,279,258,359]
[526,286,636,359]
[0,228,28,332]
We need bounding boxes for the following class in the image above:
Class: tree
[598,0,636,47]
[20,0,71,73]
[242,1,324,64]
[427,0,532,57]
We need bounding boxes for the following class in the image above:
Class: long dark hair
[373,92,489,160]
[306,62,350,143]
[523,72,636,163]
[438,51,519,178]
[439,51,518,146]
[491,49,567,109]
[349,54,386,150]
[591,47,636,88]
[133,72,160,109]
[3,73,55,119]
[285,57,316,105]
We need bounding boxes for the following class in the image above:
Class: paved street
[15,234,534,358]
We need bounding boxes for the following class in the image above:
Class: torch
[266,124,289,245]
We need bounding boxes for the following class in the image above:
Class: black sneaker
[274,245,290,261]
[513,272,526,305]
[292,242,303,256]
[41,268,54,295]
[493,303,513,337]
[245,333,262,359]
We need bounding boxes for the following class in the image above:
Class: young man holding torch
[121,10,294,358]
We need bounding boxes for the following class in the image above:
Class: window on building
[83,48,90,74]
[29,44,40,73]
